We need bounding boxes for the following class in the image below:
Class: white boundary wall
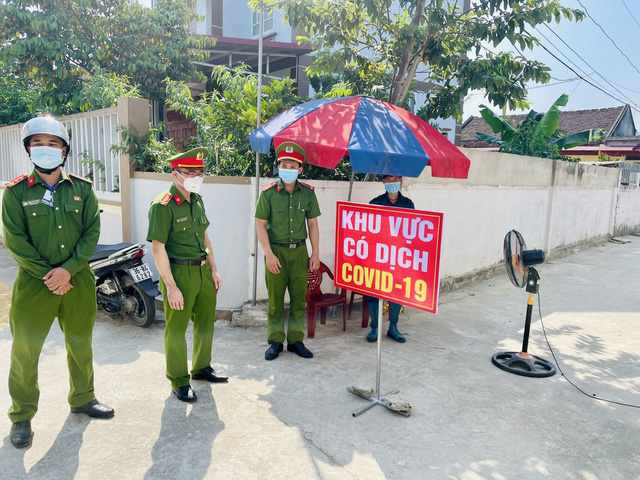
[127,149,638,311]
[2,105,639,310]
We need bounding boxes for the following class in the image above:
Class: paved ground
[0,237,639,479]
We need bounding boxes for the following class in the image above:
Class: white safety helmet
[21,116,70,157]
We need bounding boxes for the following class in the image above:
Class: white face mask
[30,146,63,170]
[177,172,204,194]
[384,182,401,194]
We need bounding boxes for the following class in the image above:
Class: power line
[620,0,640,29]
[576,0,640,75]
[528,78,579,90]
[535,40,640,114]
[532,27,629,106]
[484,37,639,112]
[540,24,640,109]
[550,75,580,82]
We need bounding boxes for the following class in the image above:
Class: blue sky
[462,0,640,131]
[137,0,639,131]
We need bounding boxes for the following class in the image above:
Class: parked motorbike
[89,243,159,327]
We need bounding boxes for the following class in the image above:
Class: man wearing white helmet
[2,116,114,448]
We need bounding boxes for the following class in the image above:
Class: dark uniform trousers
[265,243,309,345]
[160,263,217,389]
[9,266,96,423]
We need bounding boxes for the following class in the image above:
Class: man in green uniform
[147,148,227,403]
[255,141,321,361]
[2,116,114,449]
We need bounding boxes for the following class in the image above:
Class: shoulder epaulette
[300,182,315,191]
[262,182,277,192]
[5,174,28,188]
[158,192,173,206]
[69,173,93,184]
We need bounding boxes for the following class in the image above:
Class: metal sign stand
[347,298,410,417]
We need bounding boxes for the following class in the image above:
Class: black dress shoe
[192,366,228,383]
[172,385,197,403]
[10,421,33,448]
[287,341,313,358]
[70,399,115,418]
[265,341,283,361]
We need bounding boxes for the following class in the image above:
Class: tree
[256,0,584,119]
[475,94,605,160]
[77,69,141,112]
[0,60,43,125]
[157,66,303,176]
[0,0,213,111]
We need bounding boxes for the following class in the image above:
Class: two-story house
[149,0,461,146]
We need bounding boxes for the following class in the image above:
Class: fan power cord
[537,292,640,409]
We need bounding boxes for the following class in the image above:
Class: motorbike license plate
[129,264,153,283]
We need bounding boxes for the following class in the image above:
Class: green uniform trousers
[8,267,96,423]
[159,263,217,389]
[265,244,309,344]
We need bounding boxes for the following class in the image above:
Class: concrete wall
[614,188,640,236]
[123,149,639,310]
[2,143,638,311]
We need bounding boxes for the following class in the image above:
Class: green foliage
[78,151,105,183]
[476,95,605,160]
[115,66,363,180]
[0,0,213,116]
[164,65,304,177]
[254,0,585,119]
[78,70,142,112]
[112,124,181,173]
[0,61,42,125]
[597,151,623,162]
[502,118,563,159]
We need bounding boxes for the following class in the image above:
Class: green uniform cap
[168,147,209,169]
[275,141,306,164]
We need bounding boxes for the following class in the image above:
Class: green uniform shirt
[2,169,100,279]
[147,184,210,259]
[254,179,321,244]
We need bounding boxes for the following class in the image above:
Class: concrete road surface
[0,237,639,479]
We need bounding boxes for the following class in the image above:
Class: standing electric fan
[491,230,556,378]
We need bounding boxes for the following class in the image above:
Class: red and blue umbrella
[249,96,470,178]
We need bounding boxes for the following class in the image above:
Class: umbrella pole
[252,151,261,306]
[347,170,355,202]
[252,3,265,307]
[348,298,409,417]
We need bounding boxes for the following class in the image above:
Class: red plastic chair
[306,262,347,338]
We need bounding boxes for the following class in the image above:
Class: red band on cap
[277,150,304,164]
[170,157,204,169]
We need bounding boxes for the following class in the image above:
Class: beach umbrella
[249,95,470,179]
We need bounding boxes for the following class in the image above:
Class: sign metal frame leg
[347,298,410,418]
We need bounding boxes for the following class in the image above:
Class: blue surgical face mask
[384,182,401,194]
[279,167,299,184]
[30,146,63,170]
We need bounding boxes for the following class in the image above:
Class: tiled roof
[562,145,640,159]
[460,105,626,149]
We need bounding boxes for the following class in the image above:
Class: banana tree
[475,94,605,159]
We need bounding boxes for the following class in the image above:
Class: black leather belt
[169,258,206,266]
[271,240,305,249]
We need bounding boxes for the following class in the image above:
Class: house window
[252,8,274,37]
